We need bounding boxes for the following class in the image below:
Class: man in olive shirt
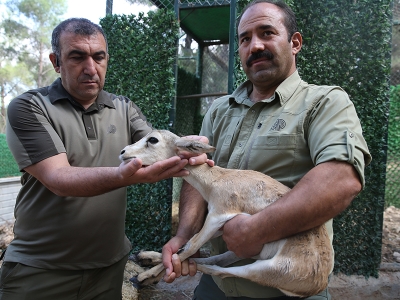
[162,1,371,299]
[2,18,209,300]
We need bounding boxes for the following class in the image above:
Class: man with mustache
[2,18,210,299]
[162,0,371,299]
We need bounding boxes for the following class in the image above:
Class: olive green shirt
[199,71,371,298]
[6,78,152,270]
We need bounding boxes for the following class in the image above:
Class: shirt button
[88,127,92,130]
[349,132,354,138]
[228,290,233,293]
[239,143,242,147]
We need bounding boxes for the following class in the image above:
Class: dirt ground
[1,205,399,300]
[381,206,400,264]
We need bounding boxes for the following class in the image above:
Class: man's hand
[178,135,215,167]
[162,236,198,283]
[222,214,264,258]
[118,156,190,184]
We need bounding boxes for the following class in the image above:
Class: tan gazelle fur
[119,130,333,297]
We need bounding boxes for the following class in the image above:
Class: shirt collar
[48,78,115,111]
[275,70,301,106]
[229,70,301,106]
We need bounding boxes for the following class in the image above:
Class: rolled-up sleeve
[307,89,371,187]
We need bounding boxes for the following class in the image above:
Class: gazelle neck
[183,164,219,201]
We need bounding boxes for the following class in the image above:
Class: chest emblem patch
[270,119,286,131]
[107,124,117,134]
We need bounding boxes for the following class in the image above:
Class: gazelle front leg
[130,212,237,288]
[177,212,238,262]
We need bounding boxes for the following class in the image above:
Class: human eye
[70,55,84,62]
[240,36,250,44]
[93,54,106,63]
[93,55,105,63]
[68,51,85,62]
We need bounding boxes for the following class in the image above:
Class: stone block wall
[0,177,20,225]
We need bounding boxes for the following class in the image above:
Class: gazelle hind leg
[195,258,323,298]
[130,269,166,289]
[130,250,162,267]
[192,251,242,267]
[195,259,275,282]
[131,262,166,288]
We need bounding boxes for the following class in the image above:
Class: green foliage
[0,133,20,177]
[292,0,391,277]
[9,0,66,26]
[125,180,173,252]
[101,9,179,251]
[386,85,400,207]
[1,0,65,100]
[235,0,391,277]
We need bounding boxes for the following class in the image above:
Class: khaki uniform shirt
[199,71,371,298]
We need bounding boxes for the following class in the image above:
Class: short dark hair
[51,18,108,62]
[236,0,298,42]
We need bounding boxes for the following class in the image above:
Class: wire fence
[176,32,229,119]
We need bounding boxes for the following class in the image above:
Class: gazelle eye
[148,137,159,144]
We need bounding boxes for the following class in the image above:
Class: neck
[183,164,224,202]
[249,82,279,102]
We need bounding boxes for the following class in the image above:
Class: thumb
[128,158,143,174]
[119,158,142,178]
[130,158,142,169]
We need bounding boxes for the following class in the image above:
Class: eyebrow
[68,50,107,57]
[239,24,274,39]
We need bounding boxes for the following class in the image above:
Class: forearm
[223,161,362,257]
[251,161,362,244]
[176,181,208,240]
[25,153,189,197]
[41,165,128,197]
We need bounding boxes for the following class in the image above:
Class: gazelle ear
[175,137,216,154]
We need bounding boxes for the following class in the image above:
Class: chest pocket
[253,134,297,149]
[246,132,312,188]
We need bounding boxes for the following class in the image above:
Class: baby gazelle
[119,130,333,297]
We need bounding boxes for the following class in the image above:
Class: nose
[120,150,125,155]
[250,36,264,53]
[83,57,97,76]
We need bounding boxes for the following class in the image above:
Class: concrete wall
[0,177,20,225]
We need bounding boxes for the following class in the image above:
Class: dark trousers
[193,274,331,300]
[0,254,129,300]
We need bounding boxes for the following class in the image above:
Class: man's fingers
[163,270,176,283]
[155,156,181,171]
[142,157,188,181]
[181,259,190,276]
[171,254,182,277]
[157,157,187,172]
[188,259,197,276]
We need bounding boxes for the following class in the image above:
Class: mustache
[79,75,100,82]
[246,51,274,67]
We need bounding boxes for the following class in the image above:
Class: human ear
[291,32,302,55]
[49,53,60,73]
